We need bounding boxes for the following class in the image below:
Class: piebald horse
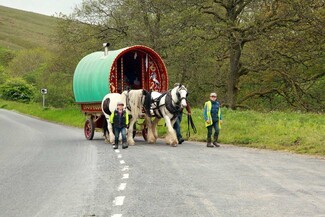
[101,89,151,145]
[145,84,188,146]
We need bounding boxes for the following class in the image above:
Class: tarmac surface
[0,109,324,217]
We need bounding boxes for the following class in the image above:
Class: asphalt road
[0,109,324,217]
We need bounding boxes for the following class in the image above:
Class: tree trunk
[227,39,242,109]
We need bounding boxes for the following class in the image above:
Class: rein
[186,113,197,138]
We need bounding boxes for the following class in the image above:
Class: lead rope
[186,113,197,139]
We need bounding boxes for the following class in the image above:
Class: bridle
[174,85,188,104]
[165,85,188,119]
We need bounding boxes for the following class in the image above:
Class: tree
[199,0,324,109]
[53,0,324,110]
[236,0,325,111]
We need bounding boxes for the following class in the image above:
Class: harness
[151,92,167,118]
[165,91,181,120]
[151,86,187,120]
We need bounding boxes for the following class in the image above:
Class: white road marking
[122,173,129,179]
[113,146,129,214]
[113,196,125,206]
[118,183,127,191]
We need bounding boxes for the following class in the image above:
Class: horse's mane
[142,89,152,117]
[124,89,149,117]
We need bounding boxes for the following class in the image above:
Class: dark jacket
[110,109,129,128]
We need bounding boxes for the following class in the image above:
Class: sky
[0,0,83,16]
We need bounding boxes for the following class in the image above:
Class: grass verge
[1,99,324,156]
[0,99,84,128]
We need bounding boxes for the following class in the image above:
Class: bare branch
[234,0,254,18]
[238,88,279,104]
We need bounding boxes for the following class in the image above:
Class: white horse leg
[163,116,178,146]
[145,116,156,144]
[107,121,115,144]
[152,118,160,141]
[127,118,137,145]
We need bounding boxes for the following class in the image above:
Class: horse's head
[173,84,188,108]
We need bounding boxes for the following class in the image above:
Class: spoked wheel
[84,118,94,140]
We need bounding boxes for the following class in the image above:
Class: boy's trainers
[122,143,128,149]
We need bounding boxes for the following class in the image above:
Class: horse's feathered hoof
[147,138,157,144]
[127,139,135,146]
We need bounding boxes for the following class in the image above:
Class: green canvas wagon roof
[73,45,168,103]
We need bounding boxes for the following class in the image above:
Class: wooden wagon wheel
[84,118,95,140]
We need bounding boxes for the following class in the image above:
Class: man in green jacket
[203,93,222,147]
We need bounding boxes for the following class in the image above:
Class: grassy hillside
[0,5,58,50]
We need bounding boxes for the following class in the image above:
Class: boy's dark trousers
[114,127,127,148]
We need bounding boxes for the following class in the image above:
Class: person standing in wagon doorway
[110,102,129,149]
[203,93,222,147]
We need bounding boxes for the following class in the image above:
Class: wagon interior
[112,49,167,94]
[116,51,143,92]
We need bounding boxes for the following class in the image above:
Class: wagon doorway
[116,51,143,93]
[107,46,168,94]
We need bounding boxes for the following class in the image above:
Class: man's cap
[210,92,217,97]
[117,101,124,105]
[174,83,180,87]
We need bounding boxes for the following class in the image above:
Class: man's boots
[207,138,214,147]
[213,135,220,147]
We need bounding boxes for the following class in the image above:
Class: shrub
[0,78,35,103]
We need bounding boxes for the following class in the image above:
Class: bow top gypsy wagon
[73,45,168,140]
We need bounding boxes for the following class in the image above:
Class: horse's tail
[102,98,111,115]
[142,89,152,117]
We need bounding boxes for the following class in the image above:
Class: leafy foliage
[0,78,35,102]
[52,0,324,111]
[1,1,324,112]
